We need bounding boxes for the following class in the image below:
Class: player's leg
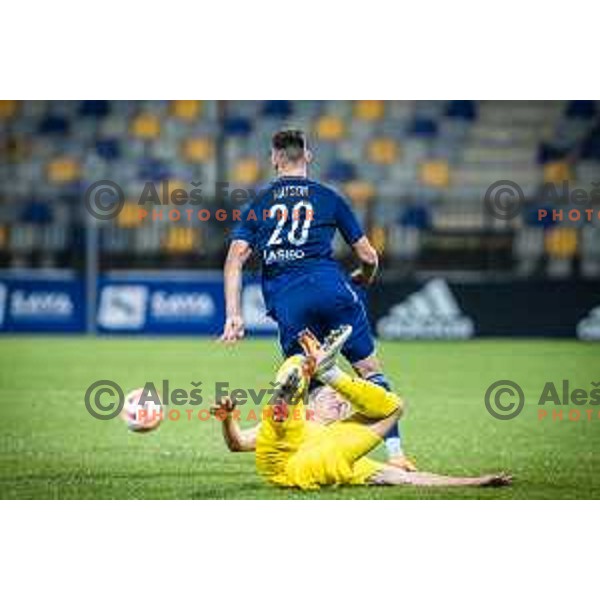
[262,354,311,435]
[320,282,410,466]
[368,465,512,487]
[301,327,403,434]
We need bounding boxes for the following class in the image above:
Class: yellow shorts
[270,421,384,490]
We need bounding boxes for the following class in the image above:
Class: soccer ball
[122,387,163,432]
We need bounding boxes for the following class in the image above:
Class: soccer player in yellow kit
[217,326,511,490]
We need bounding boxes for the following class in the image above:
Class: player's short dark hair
[271,129,307,162]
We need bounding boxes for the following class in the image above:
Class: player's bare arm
[211,397,258,452]
[350,236,379,286]
[221,240,252,344]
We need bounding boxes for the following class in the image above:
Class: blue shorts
[268,274,375,364]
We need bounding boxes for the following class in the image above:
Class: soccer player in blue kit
[220,129,414,470]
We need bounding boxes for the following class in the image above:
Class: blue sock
[366,373,404,458]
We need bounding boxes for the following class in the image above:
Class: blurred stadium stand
[0,100,599,278]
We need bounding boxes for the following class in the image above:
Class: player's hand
[220,315,245,344]
[350,268,374,287]
[209,396,236,416]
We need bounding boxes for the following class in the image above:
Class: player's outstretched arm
[221,240,252,344]
[371,466,512,487]
[350,236,379,286]
[210,397,258,452]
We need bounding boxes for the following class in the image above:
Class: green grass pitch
[0,336,598,499]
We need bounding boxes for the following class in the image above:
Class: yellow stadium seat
[543,161,571,184]
[117,203,142,228]
[166,179,188,200]
[343,180,375,205]
[419,160,450,188]
[131,113,161,139]
[182,137,214,163]
[545,228,578,259]
[355,100,384,121]
[0,100,18,118]
[47,158,81,183]
[315,115,345,140]
[164,226,196,253]
[171,100,202,120]
[370,225,386,253]
[233,158,261,185]
[367,138,399,164]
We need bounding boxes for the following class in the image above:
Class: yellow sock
[321,367,402,419]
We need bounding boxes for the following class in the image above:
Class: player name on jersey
[273,185,310,200]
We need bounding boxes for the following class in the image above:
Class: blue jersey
[231,176,364,311]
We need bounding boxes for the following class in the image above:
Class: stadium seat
[131,113,161,139]
[343,180,375,205]
[543,161,571,184]
[566,100,596,119]
[170,100,202,120]
[545,227,578,259]
[354,101,384,121]
[164,226,196,253]
[369,225,386,253]
[95,138,121,161]
[446,100,477,120]
[117,203,143,228]
[182,137,214,163]
[224,117,252,136]
[367,138,399,165]
[410,117,438,137]
[79,100,111,118]
[21,200,53,224]
[326,159,356,182]
[232,158,261,185]
[419,160,450,188]
[400,204,432,229]
[138,158,170,182]
[262,100,293,118]
[0,100,18,119]
[47,158,81,183]
[315,115,345,140]
[39,115,69,135]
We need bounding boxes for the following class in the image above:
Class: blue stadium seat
[446,100,477,120]
[566,100,596,119]
[400,204,431,229]
[326,159,357,182]
[580,127,600,160]
[410,117,438,137]
[537,142,568,164]
[261,100,293,118]
[138,158,170,182]
[224,117,252,136]
[95,138,121,161]
[39,115,69,135]
[79,100,111,118]
[21,200,53,224]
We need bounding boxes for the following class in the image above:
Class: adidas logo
[577,306,600,340]
[376,278,475,339]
